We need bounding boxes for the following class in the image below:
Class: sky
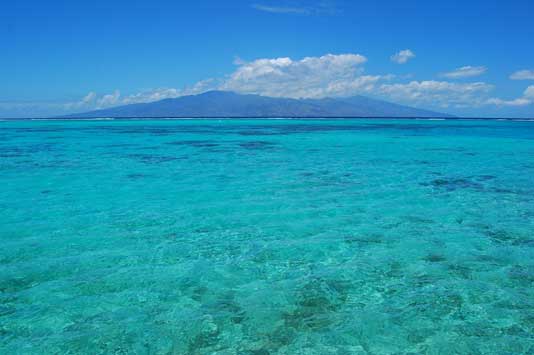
[2,0,534,118]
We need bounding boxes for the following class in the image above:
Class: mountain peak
[60,91,452,118]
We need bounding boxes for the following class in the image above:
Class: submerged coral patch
[423,178,484,191]
[126,153,181,164]
[167,140,220,147]
[1,119,533,353]
[238,141,277,150]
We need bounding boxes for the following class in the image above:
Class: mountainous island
[60,91,452,118]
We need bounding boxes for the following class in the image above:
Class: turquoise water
[1,119,533,354]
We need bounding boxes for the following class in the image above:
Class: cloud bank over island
[1,53,533,118]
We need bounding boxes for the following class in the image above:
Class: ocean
[1,119,533,354]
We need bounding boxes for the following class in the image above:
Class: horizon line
[2,116,534,121]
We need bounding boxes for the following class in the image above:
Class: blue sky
[2,0,534,117]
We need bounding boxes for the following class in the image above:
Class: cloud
[74,54,382,106]
[61,80,219,113]
[525,85,534,98]
[118,88,181,106]
[379,80,494,107]
[486,98,531,107]
[440,66,487,79]
[221,55,494,108]
[82,74,496,112]
[252,1,339,15]
[510,69,534,80]
[0,53,383,117]
[4,53,528,118]
[219,53,389,98]
[487,85,534,107]
[390,49,415,64]
[252,4,309,14]
[81,92,96,104]
[62,92,97,111]
[96,90,120,108]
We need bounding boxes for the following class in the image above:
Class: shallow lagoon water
[1,119,533,354]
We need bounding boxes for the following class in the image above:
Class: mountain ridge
[59,91,453,118]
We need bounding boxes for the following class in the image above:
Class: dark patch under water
[420,175,524,197]
[0,143,59,156]
[1,119,533,354]
[167,140,220,147]
[481,228,533,246]
[125,173,149,179]
[126,153,182,164]
[423,178,485,191]
[423,254,447,263]
[238,141,277,150]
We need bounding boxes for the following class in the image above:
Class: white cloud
[58,80,219,113]
[510,70,534,80]
[220,53,384,98]
[62,92,97,111]
[82,92,96,104]
[119,88,180,105]
[379,80,494,107]
[82,54,383,104]
[486,98,531,107]
[96,90,120,108]
[390,49,415,64]
[251,2,339,15]
[4,53,530,118]
[78,74,497,111]
[524,85,534,98]
[487,85,534,107]
[0,53,383,117]
[252,4,309,14]
[440,66,487,79]
[50,54,384,109]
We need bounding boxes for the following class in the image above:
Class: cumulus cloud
[79,75,494,112]
[61,54,382,111]
[440,66,487,79]
[510,69,534,80]
[58,79,219,114]
[119,88,181,106]
[487,85,534,107]
[4,52,526,118]
[96,90,120,108]
[62,92,96,111]
[390,49,415,64]
[81,92,96,104]
[220,53,385,98]
[379,80,494,107]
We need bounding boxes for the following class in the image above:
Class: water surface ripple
[1,119,533,354]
